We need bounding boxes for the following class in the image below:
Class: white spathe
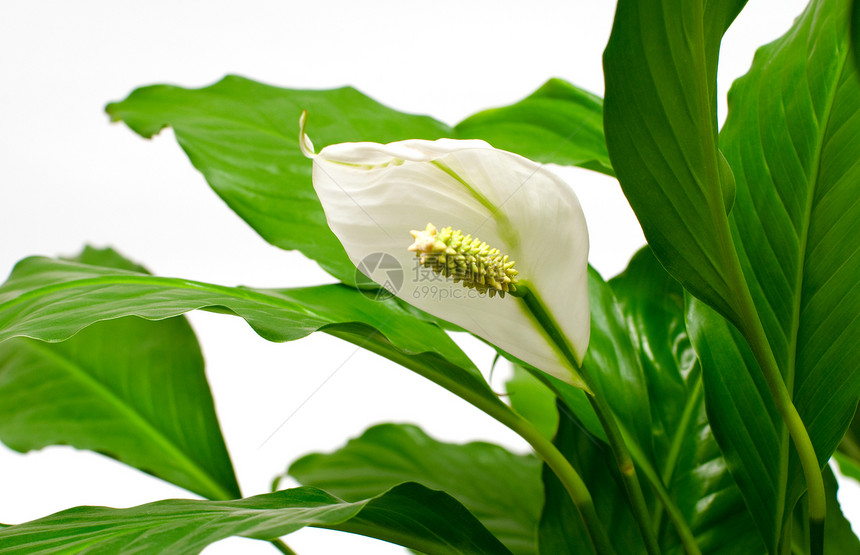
[302,119,590,388]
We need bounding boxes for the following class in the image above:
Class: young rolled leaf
[0,247,239,501]
[0,483,513,555]
[302,124,590,388]
[285,423,542,555]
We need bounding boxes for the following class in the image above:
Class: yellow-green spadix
[300,112,590,388]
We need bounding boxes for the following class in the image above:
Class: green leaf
[720,0,860,459]
[687,298,790,552]
[836,406,860,481]
[106,77,610,286]
[528,255,762,554]
[65,245,149,273]
[611,248,763,554]
[0,247,239,501]
[0,254,506,420]
[454,78,612,176]
[687,0,860,549]
[286,423,542,555]
[106,77,451,285]
[610,249,693,468]
[852,0,860,69]
[0,483,513,555]
[582,266,655,462]
[603,0,748,325]
[0,318,239,502]
[791,466,860,554]
[834,452,860,482]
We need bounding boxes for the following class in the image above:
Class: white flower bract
[302,115,590,388]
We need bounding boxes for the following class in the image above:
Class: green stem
[585,390,663,555]
[510,410,618,555]
[633,447,702,555]
[542,372,701,555]
[444,380,617,554]
[516,284,660,555]
[270,539,298,555]
[735,285,825,555]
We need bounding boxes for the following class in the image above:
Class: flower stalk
[513,282,662,555]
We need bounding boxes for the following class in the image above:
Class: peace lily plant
[1,1,859,554]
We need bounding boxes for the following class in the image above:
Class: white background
[1,1,856,553]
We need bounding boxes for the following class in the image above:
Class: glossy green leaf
[582,267,655,460]
[455,78,612,175]
[687,298,790,552]
[0,247,239,501]
[687,0,860,549]
[791,466,860,554]
[611,248,763,554]
[286,423,541,555]
[529,255,762,554]
[0,318,239,502]
[0,255,505,417]
[0,483,512,555]
[107,77,610,286]
[603,0,747,325]
[688,296,860,552]
[610,249,692,468]
[106,77,450,285]
[720,0,860,461]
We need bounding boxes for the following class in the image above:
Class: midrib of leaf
[18,340,234,501]
[786,29,849,396]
